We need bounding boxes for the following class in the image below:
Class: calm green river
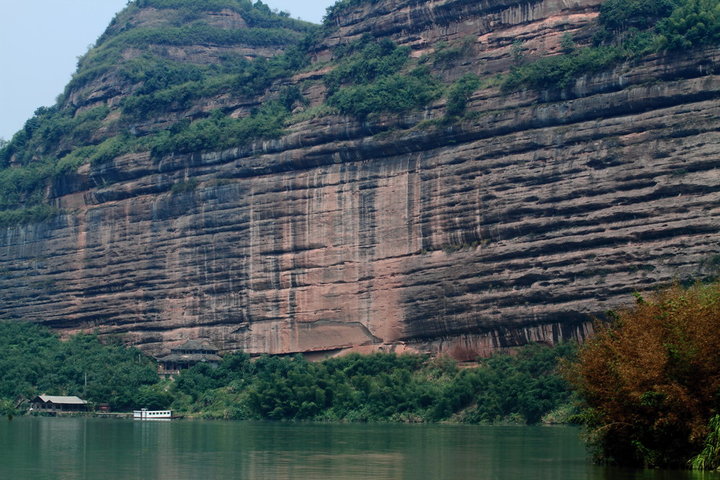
[2,417,720,479]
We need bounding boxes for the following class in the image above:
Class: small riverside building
[31,395,89,412]
[157,339,222,377]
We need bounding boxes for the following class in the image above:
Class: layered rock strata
[1,0,719,359]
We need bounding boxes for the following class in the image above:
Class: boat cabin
[133,409,172,420]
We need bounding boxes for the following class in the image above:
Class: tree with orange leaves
[567,282,720,468]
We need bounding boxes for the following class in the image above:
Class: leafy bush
[328,69,441,119]
[0,205,62,227]
[323,0,382,24]
[599,0,679,32]
[0,161,55,209]
[691,415,720,470]
[121,61,281,118]
[655,0,720,49]
[0,398,17,418]
[502,46,623,92]
[149,101,288,157]
[431,37,475,66]
[446,73,481,117]
[322,37,442,119]
[170,179,199,195]
[459,343,577,424]
[325,38,411,93]
[0,105,107,168]
[567,281,720,468]
[121,81,205,118]
[0,132,135,218]
[0,103,124,216]
[120,56,205,95]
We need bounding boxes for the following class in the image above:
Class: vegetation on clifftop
[0,26,444,226]
[0,0,319,224]
[325,37,442,119]
[2,0,720,228]
[504,0,720,92]
[77,0,314,92]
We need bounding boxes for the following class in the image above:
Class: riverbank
[0,321,578,426]
[166,343,578,424]
[26,411,134,419]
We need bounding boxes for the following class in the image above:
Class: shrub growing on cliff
[655,0,720,50]
[504,0,720,92]
[502,46,624,92]
[323,0,381,24]
[328,69,441,119]
[324,38,441,119]
[567,281,720,468]
[324,38,410,93]
[149,101,288,157]
[0,205,62,227]
[445,74,482,118]
[599,0,679,32]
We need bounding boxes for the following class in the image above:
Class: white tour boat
[133,409,172,420]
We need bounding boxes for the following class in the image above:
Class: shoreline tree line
[4,279,720,470]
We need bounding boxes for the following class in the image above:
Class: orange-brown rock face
[1,0,719,359]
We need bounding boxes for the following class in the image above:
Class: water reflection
[1,418,719,480]
[589,467,720,480]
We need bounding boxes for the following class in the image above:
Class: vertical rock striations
[1,0,719,359]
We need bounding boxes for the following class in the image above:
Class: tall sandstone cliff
[1,0,719,359]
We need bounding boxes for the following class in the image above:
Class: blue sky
[0,0,334,141]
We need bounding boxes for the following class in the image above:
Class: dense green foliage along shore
[5,281,720,471]
[0,323,160,413]
[172,343,575,423]
[0,321,576,425]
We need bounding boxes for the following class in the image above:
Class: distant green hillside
[0,0,317,225]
